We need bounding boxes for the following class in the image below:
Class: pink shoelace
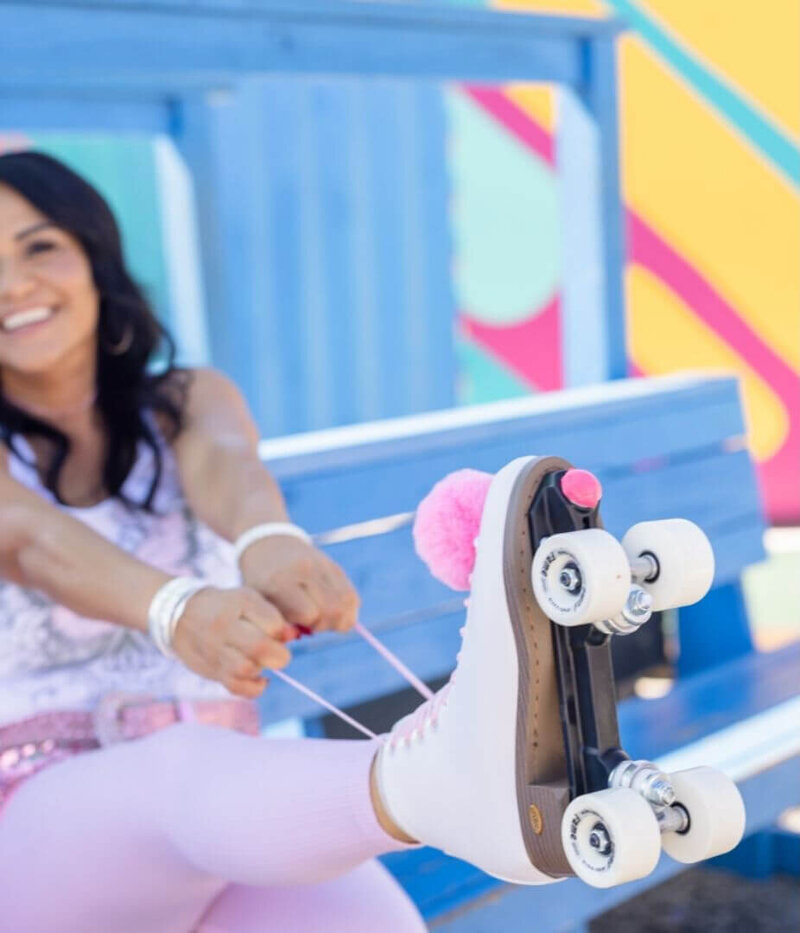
[270,621,462,744]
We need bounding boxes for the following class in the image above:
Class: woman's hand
[238,536,360,634]
[171,586,296,699]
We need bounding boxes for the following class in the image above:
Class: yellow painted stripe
[504,84,556,134]
[628,265,789,461]
[640,0,800,141]
[621,37,800,372]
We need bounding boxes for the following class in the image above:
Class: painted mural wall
[452,0,799,523]
[3,2,797,524]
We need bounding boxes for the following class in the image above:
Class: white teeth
[2,307,54,331]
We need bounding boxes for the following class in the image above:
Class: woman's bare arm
[0,452,170,632]
[0,444,293,697]
[171,369,360,633]
[170,368,289,540]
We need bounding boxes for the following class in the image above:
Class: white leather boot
[373,456,559,885]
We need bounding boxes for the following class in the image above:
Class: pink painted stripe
[627,211,800,404]
[461,85,555,167]
[463,87,799,519]
[465,86,799,399]
[461,294,563,392]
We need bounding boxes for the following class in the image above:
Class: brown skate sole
[504,455,576,879]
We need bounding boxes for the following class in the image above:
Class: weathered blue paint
[0,95,168,133]
[172,76,456,435]
[1,0,625,435]
[678,582,754,678]
[711,828,800,879]
[0,2,620,89]
[558,35,626,385]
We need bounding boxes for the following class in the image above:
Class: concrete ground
[591,866,800,932]
[593,530,800,932]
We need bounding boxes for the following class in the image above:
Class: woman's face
[0,183,99,377]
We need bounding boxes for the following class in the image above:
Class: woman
[0,151,551,932]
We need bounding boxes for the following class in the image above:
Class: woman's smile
[0,304,60,336]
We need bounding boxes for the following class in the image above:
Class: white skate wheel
[661,767,745,863]
[622,519,715,612]
[531,529,630,626]
[561,787,661,888]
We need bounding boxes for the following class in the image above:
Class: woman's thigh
[195,860,427,933]
[0,729,225,933]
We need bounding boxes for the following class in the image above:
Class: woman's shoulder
[161,367,259,449]
[183,367,249,409]
[151,366,240,440]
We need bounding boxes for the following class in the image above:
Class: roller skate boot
[375,456,745,888]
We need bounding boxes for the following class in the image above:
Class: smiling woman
[0,151,185,511]
[0,147,508,933]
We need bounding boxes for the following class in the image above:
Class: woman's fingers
[319,562,360,632]
[225,673,269,700]
[306,576,345,632]
[228,615,291,670]
[238,587,296,637]
[266,582,322,630]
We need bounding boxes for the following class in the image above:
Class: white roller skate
[375,456,568,884]
[374,455,745,889]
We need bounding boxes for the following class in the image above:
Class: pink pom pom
[413,469,493,591]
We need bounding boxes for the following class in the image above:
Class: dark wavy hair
[0,149,188,511]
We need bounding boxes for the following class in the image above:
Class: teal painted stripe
[605,0,800,187]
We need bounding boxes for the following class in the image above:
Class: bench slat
[316,448,762,616]
[265,377,746,531]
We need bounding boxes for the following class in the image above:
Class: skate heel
[521,782,571,877]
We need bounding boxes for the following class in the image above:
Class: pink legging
[0,723,425,932]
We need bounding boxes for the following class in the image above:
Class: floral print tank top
[0,425,241,727]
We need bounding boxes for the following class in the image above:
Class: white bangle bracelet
[148,577,209,659]
[233,522,313,564]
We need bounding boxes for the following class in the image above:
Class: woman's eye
[27,240,56,255]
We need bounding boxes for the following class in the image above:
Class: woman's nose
[0,257,35,302]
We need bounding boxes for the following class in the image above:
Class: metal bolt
[657,804,690,834]
[630,553,659,584]
[626,586,653,617]
[609,759,676,806]
[589,823,612,855]
[649,778,676,807]
[559,566,581,592]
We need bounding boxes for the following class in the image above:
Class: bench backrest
[255,373,766,726]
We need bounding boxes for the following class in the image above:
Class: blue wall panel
[183,76,457,437]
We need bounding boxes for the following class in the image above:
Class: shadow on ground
[591,866,800,932]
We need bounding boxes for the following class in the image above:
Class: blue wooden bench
[255,372,800,930]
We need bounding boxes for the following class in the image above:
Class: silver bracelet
[147,577,209,659]
[233,522,312,564]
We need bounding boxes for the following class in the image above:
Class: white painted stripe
[655,694,800,782]
[259,372,736,460]
[764,526,800,556]
[153,136,210,366]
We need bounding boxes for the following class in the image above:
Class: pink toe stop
[561,469,602,509]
